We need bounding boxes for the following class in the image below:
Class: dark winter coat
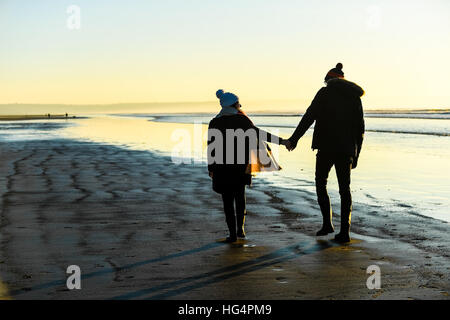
[207,111,281,194]
[290,78,365,160]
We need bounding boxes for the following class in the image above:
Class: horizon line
[0,102,448,111]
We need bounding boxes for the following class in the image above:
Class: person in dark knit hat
[324,63,344,82]
[286,63,365,243]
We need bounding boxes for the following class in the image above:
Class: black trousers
[315,150,353,231]
[221,184,246,237]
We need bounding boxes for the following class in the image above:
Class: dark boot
[315,152,335,236]
[225,214,237,242]
[334,158,352,243]
[236,215,246,238]
[334,204,351,243]
[334,232,350,243]
[235,185,246,238]
[222,192,237,242]
[316,195,334,236]
[316,225,335,236]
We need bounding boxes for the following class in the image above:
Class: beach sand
[0,138,449,300]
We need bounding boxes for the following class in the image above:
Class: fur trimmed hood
[327,78,365,97]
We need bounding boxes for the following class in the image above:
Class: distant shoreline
[0,102,448,117]
[0,115,77,121]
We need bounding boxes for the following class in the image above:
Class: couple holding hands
[207,63,365,244]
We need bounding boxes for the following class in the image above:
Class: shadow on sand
[112,240,338,300]
[10,239,340,299]
[10,241,225,297]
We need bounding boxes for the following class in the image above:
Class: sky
[1,0,449,111]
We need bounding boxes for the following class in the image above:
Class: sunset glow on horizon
[1,0,449,111]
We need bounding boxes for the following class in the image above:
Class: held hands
[280,138,297,151]
[352,157,358,169]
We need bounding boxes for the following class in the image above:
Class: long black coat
[207,112,281,194]
[290,78,365,159]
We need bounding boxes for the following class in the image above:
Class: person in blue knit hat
[208,89,288,243]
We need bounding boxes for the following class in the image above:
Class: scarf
[214,106,241,119]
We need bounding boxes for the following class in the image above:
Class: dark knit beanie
[325,63,344,82]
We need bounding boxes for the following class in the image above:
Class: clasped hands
[209,137,298,178]
[280,137,297,152]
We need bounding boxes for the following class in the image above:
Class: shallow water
[151,113,450,136]
[0,114,449,223]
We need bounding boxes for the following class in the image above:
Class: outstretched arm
[253,127,287,145]
[288,88,325,149]
[288,107,315,145]
[244,117,287,145]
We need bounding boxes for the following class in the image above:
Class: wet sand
[0,139,449,300]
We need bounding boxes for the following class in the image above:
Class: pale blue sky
[1,0,449,109]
